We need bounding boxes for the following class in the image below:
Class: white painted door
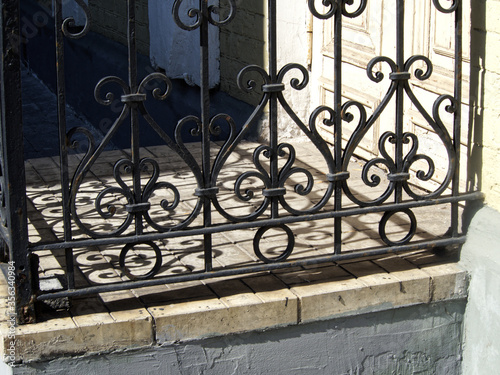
[311,0,470,192]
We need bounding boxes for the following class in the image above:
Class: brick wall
[33,0,149,55]
[88,0,149,55]
[219,1,266,106]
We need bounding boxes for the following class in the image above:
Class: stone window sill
[0,250,467,364]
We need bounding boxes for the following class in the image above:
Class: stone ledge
[0,252,468,364]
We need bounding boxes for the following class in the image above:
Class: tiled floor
[24,140,455,301]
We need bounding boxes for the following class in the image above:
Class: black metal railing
[0,0,483,323]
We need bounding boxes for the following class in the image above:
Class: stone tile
[13,312,79,362]
[342,235,385,251]
[291,276,367,322]
[373,256,431,304]
[135,281,216,306]
[274,264,351,287]
[149,298,227,343]
[210,239,256,267]
[292,258,435,323]
[12,302,154,363]
[342,260,418,304]
[403,249,452,267]
[152,277,298,344]
[2,291,153,363]
[288,221,335,255]
[26,157,59,171]
[70,297,115,325]
[420,263,468,301]
[242,274,297,305]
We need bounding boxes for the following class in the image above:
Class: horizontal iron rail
[29,191,483,252]
[36,235,467,301]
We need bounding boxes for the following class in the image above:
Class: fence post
[0,0,36,324]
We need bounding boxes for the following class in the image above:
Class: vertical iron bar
[333,3,342,254]
[0,0,34,323]
[200,0,212,271]
[451,0,462,236]
[268,0,279,219]
[395,0,405,203]
[55,0,75,290]
[128,0,143,236]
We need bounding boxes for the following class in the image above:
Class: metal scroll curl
[432,0,459,13]
[61,0,91,39]
[308,0,367,19]
[276,64,336,214]
[341,53,456,205]
[276,144,317,215]
[237,64,272,94]
[212,62,336,219]
[207,0,237,27]
[402,90,457,199]
[138,72,173,101]
[308,0,337,19]
[209,67,273,222]
[213,144,272,222]
[68,70,204,237]
[366,56,398,83]
[94,76,130,106]
[341,100,394,207]
[341,0,368,18]
[172,0,236,30]
[405,55,433,81]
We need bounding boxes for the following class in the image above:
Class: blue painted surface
[20,0,256,159]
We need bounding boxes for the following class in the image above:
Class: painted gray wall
[460,206,500,374]
[11,301,465,375]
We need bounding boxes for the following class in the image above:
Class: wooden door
[312,0,470,192]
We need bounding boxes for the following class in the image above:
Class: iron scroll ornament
[61,0,91,39]
[68,72,204,238]
[208,62,338,223]
[340,55,457,207]
[172,0,237,30]
[308,0,367,19]
[432,0,460,13]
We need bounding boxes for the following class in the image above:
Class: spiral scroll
[173,0,236,30]
[341,50,456,205]
[432,0,459,13]
[308,0,337,19]
[61,0,91,39]
[308,0,367,19]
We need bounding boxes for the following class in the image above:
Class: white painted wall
[460,206,500,374]
[148,0,220,88]
[460,2,500,370]
[272,0,312,141]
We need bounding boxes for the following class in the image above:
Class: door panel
[313,0,469,192]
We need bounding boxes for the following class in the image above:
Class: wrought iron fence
[0,0,483,323]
